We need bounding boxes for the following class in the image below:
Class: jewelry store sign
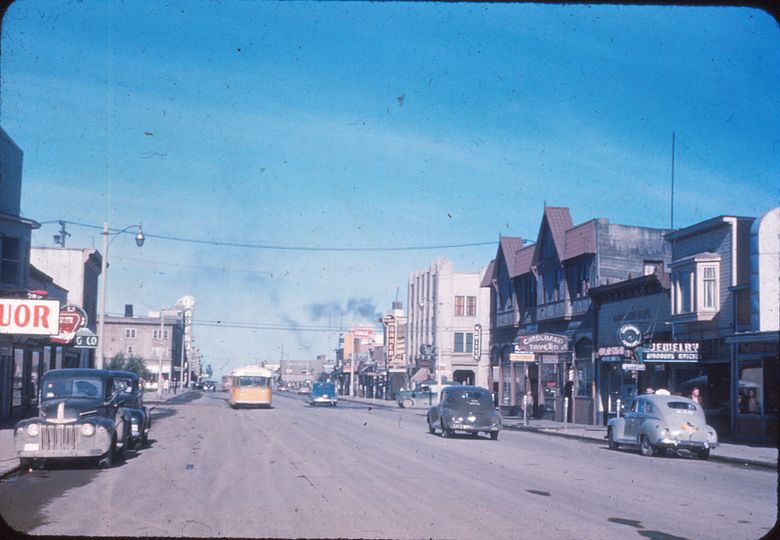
[636,342,701,362]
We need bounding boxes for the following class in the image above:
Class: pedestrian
[690,387,702,405]
[644,387,654,394]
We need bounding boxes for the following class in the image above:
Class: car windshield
[445,390,494,411]
[42,376,104,400]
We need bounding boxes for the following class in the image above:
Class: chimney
[124,304,134,317]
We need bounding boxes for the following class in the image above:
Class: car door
[623,398,644,441]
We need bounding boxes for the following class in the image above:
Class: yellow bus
[228,365,273,408]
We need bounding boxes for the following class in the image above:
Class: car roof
[637,394,696,405]
[442,385,488,393]
[43,368,113,380]
[110,370,138,379]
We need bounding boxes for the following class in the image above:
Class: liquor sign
[598,346,627,357]
[0,299,60,336]
[509,353,535,362]
[513,333,569,353]
[51,305,88,344]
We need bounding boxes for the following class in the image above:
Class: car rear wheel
[607,427,619,450]
[696,448,710,460]
[639,435,656,457]
[427,416,436,434]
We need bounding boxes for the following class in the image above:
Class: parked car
[427,385,502,440]
[607,393,718,459]
[202,380,216,392]
[111,370,152,449]
[397,380,456,408]
[309,382,337,407]
[297,386,311,395]
[14,368,132,468]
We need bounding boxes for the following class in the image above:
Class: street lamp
[96,222,145,369]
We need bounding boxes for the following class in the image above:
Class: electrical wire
[41,220,498,253]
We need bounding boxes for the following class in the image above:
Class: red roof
[499,236,525,276]
[563,219,597,261]
[543,206,573,260]
[480,259,496,288]
[512,244,536,277]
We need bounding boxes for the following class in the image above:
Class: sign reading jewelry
[636,342,701,362]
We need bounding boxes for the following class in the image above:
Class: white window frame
[124,328,137,339]
[699,264,719,311]
[670,253,721,320]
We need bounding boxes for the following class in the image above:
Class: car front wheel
[490,431,499,440]
[639,435,657,457]
[403,398,414,409]
[427,416,436,434]
[696,448,710,460]
[440,421,451,438]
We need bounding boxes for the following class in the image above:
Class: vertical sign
[473,323,482,361]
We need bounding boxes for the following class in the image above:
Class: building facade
[406,258,491,390]
[102,306,185,389]
[482,206,671,423]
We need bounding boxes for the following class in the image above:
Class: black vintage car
[14,369,132,468]
[111,370,152,449]
[427,385,503,440]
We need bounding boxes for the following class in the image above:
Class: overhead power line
[42,220,497,253]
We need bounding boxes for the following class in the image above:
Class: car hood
[40,398,106,424]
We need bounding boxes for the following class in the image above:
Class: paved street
[0,391,775,539]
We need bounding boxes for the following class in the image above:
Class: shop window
[576,360,593,397]
[738,360,763,415]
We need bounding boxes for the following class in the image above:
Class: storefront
[728,333,778,444]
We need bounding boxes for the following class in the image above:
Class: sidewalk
[341,395,778,470]
[0,390,192,478]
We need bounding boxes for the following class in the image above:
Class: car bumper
[310,398,337,404]
[657,438,718,450]
[448,423,501,432]
[16,426,112,458]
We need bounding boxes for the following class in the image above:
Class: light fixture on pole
[96,222,145,370]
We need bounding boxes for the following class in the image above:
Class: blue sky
[2,2,778,377]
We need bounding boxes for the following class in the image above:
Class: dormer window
[670,253,720,320]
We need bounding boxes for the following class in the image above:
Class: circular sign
[617,324,643,349]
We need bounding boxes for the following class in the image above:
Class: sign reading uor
[0,299,60,335]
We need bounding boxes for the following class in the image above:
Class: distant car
[607,393,718,459]
[15,369,132,468]
[397,380,456,408]
[202,381,216,392]
[309,382,337,407]
[194,381,204,390]
[111,371,152,450]
[297,386,311,395]
[427,385,502,440]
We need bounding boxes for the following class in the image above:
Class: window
[124,328,137,339]
[673,269,693,314]
[466,296,476,317]
[543,267,562,303]
[153,329,169,339]
[454,296,465,316]
[454,332,474,353]
[1,237,20,285]
[701,265,717,310]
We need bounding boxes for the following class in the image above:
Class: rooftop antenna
[671,132,675,230]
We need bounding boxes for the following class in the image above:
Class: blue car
[309,382,338,407]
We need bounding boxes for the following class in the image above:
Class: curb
[506,424,778,470]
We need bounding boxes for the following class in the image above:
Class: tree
[108,353,152,380]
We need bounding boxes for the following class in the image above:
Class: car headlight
[81,423,95,437]
[467,415,477,423]
[26,424,39,437]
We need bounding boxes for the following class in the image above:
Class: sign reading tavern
[513,333,569,353]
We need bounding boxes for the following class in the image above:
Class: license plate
[24,443,40,451]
